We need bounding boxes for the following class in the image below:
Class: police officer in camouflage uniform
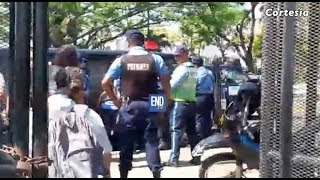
[101,29,171,178]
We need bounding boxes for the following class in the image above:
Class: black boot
[159,141,170,150]
[120,170,128,178]
[153,171,161,178]
[189,156,201,165]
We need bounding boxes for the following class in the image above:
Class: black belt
[121,96,149,102]
[174,100,195,103]
[196,93,213,96]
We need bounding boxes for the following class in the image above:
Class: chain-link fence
[0,2,10,80]
[260,2,320,178]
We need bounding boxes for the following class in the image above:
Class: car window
[221,68,246,81]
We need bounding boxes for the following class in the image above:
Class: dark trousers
[169,101,199,162]
[195,94,214,140]
[157,112,171,145]
[100,108,120,150]
[118,101,162,173]
[100,108,118,134]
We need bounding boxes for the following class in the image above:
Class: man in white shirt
[48,69,113,177]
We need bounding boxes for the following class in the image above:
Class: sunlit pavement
[110,147,259,178]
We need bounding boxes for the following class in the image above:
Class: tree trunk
[219,48,226,62]
[245,51,255,72]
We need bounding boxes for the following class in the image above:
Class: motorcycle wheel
[199,152,237,178]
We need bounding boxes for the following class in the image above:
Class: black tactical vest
[120,54,158,100]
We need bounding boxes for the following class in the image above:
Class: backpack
[48,105,104,178]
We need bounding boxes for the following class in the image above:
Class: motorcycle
[213,65,248,129]
[192,77,261,178]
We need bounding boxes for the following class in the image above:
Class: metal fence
[260,2,320,178]
[0,2,48,177]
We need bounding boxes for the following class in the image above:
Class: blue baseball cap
[173,45,189,56]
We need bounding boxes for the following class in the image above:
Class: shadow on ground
[132,160,197,169]
[112,156,147,163]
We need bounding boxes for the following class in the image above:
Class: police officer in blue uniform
[101,29,171,178]
[191,55,215,140]
[165,45,200,167]
[99,78,121,150]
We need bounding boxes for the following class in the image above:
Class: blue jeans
[169,101,199,162]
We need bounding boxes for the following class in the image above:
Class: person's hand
[158,112,165,120]
[1,111,9,127]
[166,99,172,109]
[113,99,122,109]
[0,92,4,102]
[16,159,31,178]
[96,98,102,110]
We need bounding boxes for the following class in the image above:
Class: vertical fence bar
[32,2,48,177]
[12,2,31,157]
[279,2,296,178]
[8,2,15,147]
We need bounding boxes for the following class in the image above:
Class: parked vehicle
[204,64,247,130]
[192,77,261,178]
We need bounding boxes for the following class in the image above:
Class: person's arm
[0,73,6,102]
[85,109,113,176]
[114,79,121,98]
[98,91,107,107]
[170,66,188,90]
[160,75,171,108]
[197,68,208,87]
[101,58,122,109]
[5,96,9,115]
[153,55,171,108]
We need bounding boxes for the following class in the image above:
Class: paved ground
[110,147,259,178]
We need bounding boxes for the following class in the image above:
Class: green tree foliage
[252,30,263,58]
[48,2,170,49]
[141,28,171,49]
[0,2,10,47]
[164,2,261,72]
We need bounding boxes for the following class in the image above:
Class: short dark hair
[191,56,204,67]
[54,68,71,89]
[125,29,145,47]
[51,45,79,68]
[127,38,144,47]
